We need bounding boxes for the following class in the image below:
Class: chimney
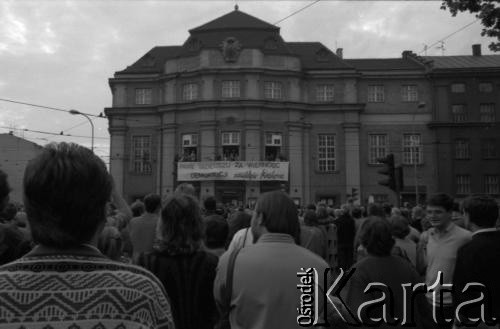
[336,48,343,59]
[402,50,412,59]
[472,44,481,56]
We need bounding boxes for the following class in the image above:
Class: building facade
[105,9,499,206]
[0,133,42,203]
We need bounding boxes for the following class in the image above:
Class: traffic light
[395,166,404,192]
[377,154,396,191]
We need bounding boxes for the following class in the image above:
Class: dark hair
[367,203,385,217]
[203,196,217,212]
[159,194,203,254]
[131,200,145,217]
[427,193,454,212]
[306,203,316,211]
[23,143,112,248]
[389,215,411,239]
[174,183,196,197]
[0,202,17,222]
[255,191,300,244]
[226,211,251,246]
[144,194,161,213]
[205,218,228,249]
[0,170,11,209]
[351,207,363,219]
[463,195,499,228]
[382,203,392,217]
[360,217,395,256]
[303,210,318,226]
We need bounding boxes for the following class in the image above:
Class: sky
[0,0,497,164]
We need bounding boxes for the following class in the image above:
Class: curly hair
[158,194,204,255]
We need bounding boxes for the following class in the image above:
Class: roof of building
[189,9,279,32]
[287,42,354,70]
[423,55,500,69]
[344,58,424,71]
[0,133,42,149]
[116,46,182,74]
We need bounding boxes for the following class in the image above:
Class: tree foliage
[441,0,500,51]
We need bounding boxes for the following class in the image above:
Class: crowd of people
[0,141,499,329]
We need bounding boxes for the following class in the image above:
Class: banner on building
[177,161,289,181]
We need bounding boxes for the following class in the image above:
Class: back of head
[411,206,424,219]
[351,207,363,219]
[360,216,395,256]
[463,195,499,228]
[255,190,300,242]
[367,203,385,218]
[174,183,196,198]
[98,225,123,261]
[303,210,318,226]
[203,196,217,212]
[389,215,411,239]
[130,200,145,217]
[23,142,112,249]
[143,194,161,213]
[204,217,228,249]
[427,193,454,212]
[159,194,203,254]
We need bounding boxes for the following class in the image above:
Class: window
[481,139,498,159]
[454,139,470,159]
[452,104,467,122]
[265,132,282,161]
[451,83,466,93]
[484,175,500,194]
[367,85,385,103]
[316,84,334,102]
[479,82,493,93]
[401,85,418,102]
[318,134,335,172]
[403,134,422,165]
[456,175,471,195]
[221,131,240,161]
[181,134,198,161]
[264,81,283,100]
[222,80,240,98]
[368,134,387,164]
[183,83,198,101]
[480,104,495,122]
[132,136,151,174]
[135,88,152,105]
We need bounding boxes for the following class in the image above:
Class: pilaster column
[302,123,312,205]
[160,122,177,199]
[342,122,361,203]
[109,126,128,196]
[199,120,218,200]
[286,121,304,202]
[244,120,262,201]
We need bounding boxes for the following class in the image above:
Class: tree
[441,0,500,51]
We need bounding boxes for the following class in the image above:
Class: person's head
[158,194,203,254]
[360,217,395,256]
[203,196,217,213]
[174,183,196,197]
[97,225,123,261]
[316,206,329,219]
[463,195,499,230]
[351,207,363,219]
[252,191,300,243]
[389,215,411,239]
[130,200,145,217]
[426,193,454,230]
[204,218,228,250]
[391,207,402,217]
[23,142,112,248]
[411,206,425,221]
[144,194,161,214]
[303,210,318,226]
[306,203,316,212]
[367,203,385,218]
[0,170,11,212]
[0,202,17,222]
[382,203,392,217]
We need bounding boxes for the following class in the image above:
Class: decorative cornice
[427,121,500,128]
[108,126,129,134]
[341,122,361,130]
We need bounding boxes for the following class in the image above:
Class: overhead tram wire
[0,126,109,140]
[273,0,322,25]
[418,18,480,55]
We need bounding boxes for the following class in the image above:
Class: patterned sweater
[0,245,175,329]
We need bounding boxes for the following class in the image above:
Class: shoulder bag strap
[222,246,242,312]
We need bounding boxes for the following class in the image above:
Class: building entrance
[215,181,246,207]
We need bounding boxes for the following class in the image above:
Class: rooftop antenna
[436,40,446,56]
[422,44,428,56]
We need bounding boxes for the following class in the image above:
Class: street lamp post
[69,110,94,152]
